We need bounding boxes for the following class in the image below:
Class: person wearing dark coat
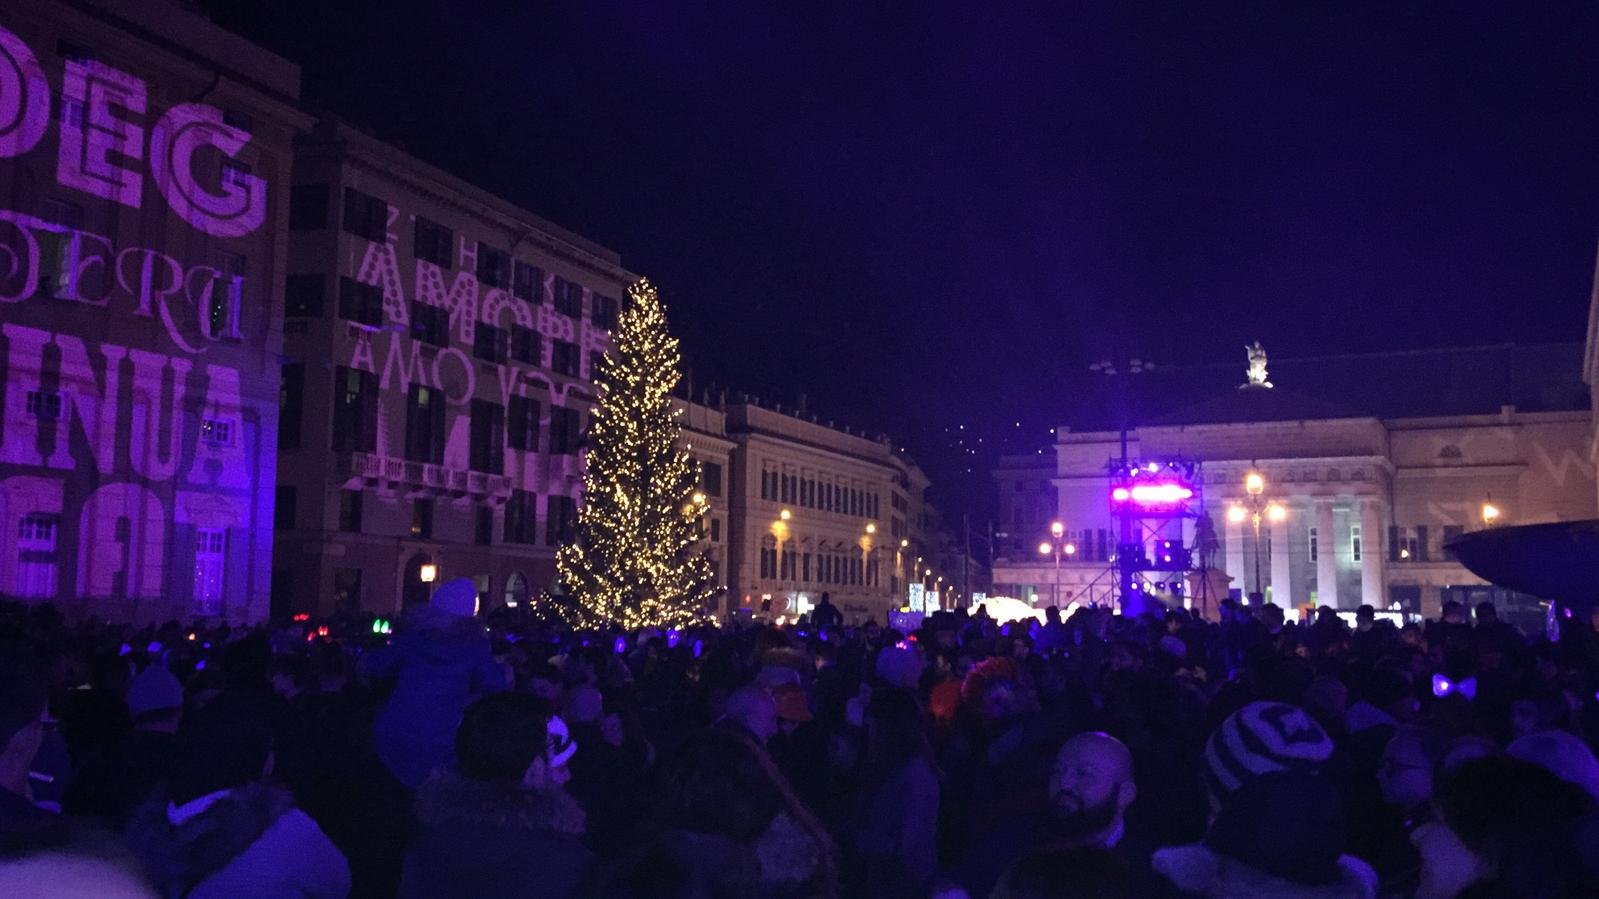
[0,659,67,854]
[125,698,349,899]
[400,692,592,899]
[363,579,510,788]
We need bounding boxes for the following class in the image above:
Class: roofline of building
[299,119,640,287]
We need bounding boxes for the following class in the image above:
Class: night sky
[198,1,1599,521]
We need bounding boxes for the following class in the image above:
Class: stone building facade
[993,344,1596,618]
[272,121,634,616]
[720,401,939,622]
[0,0,311,621]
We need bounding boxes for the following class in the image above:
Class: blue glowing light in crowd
[666,630,680,649]
[195,660,206,671]
[119,644,131,656]
[614,636,627,654]
[693,639,704,658]
[147,642,162,654]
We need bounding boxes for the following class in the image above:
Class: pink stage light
[1123,483,1193,504]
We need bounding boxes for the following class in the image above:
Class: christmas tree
[555,278,715,629]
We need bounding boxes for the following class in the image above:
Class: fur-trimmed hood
[1153,844,1377,899]
[414,770,586,837]
[126,782,294,896]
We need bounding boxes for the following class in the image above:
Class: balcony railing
[339,451,512,502]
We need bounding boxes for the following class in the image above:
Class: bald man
[1049,732,1137,847]
[943,732,1142,899]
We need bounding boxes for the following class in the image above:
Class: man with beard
[939,732,1143,899]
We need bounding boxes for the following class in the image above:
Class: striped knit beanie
[1204,701,1333,799]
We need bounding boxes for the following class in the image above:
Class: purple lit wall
[0,11,306,621]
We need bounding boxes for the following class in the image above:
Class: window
[477,243,510,289]
[1309,527,1318,563]
[553,277,583,317]
[221,160,251,192]
[278,364,303,449]
[411,301,449,346]
[16,513,58,599]
[1392,527,1421,563]
[285,274,324,317]
[1439,445,1463,460]
[1442,525,1464,560]
[508,395,540,451]
[476,507,494,546]
[209,250,244,337]
[514,261,542,302]
[1350,525,1363,563]
[702,462,723,498]
[339,490,364,532]
[26,390,62,419]
[591,294,618,329]
[332,366,378,452]
[469,400,505,474]
[511,325,541,366]
[405,385,446,464]
[545,495,577,546]
[474,323,508,363]
[337,276,384,326]
[588,351,605,379]
[551,340,580,377]
[549,406,581,455]
[411,500,434,539]
[414,217,453,268]
[333,568,363,609]
[760,540,777,579]
[341,187,388,242]
[201,417,233,446]
[37,198,82,298]
[289,184,329,230]
[710,519,721,542]
[275,486,297,530]
[505,490,538,544]
[193,529,226,616]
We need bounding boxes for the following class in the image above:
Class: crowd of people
[4,579,1599,898]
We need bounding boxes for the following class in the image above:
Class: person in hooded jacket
[400,692,591,899]
[363,578,510,789]
[125,697,349,899]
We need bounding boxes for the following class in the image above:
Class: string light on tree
[552,278,715,630]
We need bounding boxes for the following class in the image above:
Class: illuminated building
[994,343,1594,619]
[0,0,311,620]
[272,121,634,616]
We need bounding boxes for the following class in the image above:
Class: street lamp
[1481,501,1501,525]
[1039,523,1071,609]
[419,563,438,584]
[1234,468,1283,604]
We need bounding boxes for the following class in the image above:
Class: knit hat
[126,665,184,718]
[1509,731,1599,803]
[430,578,479,618]
[1204,701,1332,799]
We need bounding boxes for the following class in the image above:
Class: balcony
[337,451,512,504]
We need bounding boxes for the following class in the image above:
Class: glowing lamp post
[1481,501,1501,526]
[1231,467,1282,604]
[1039,521,1071,608]
[419,563,438,584]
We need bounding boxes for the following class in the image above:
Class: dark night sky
[198,0,1599,519]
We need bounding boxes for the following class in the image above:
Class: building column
[1270,505,1294,607]
[1360,499,1386,608]
[1224,507,1246,598]
[1316,500,1339,608]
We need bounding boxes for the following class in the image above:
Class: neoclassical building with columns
[993,343,1595,618]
